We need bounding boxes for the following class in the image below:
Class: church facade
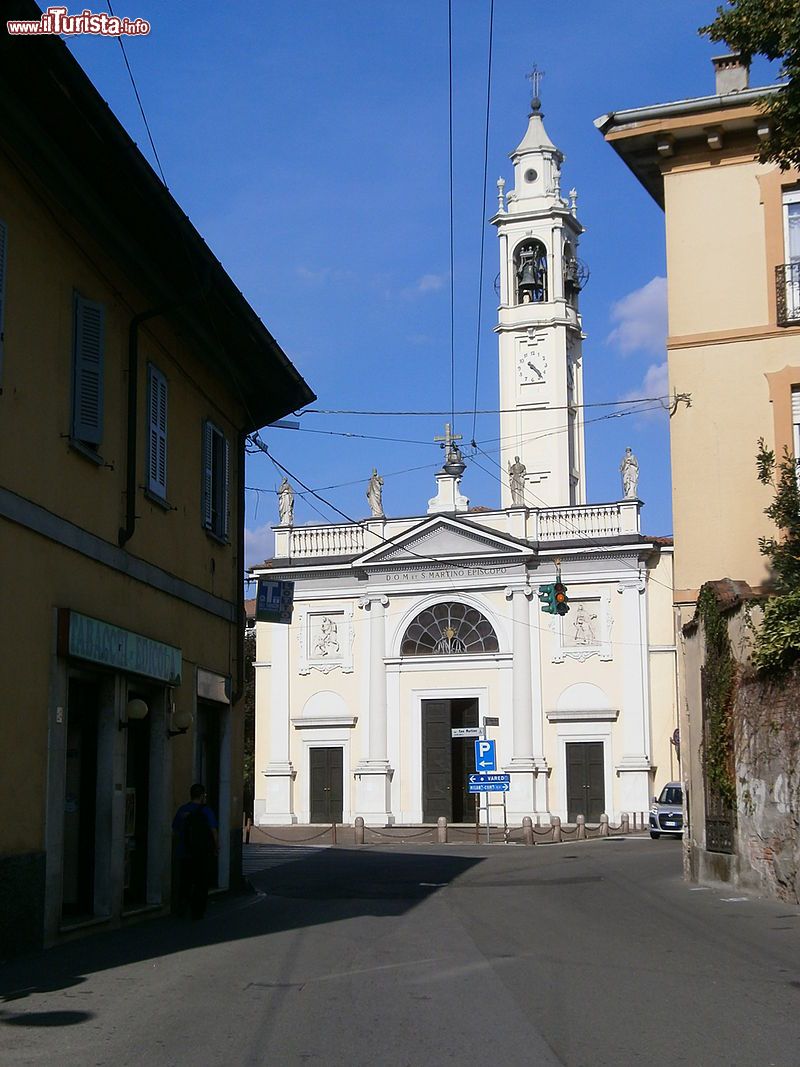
[251,92,677,827]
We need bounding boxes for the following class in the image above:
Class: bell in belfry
[517,251,537,303]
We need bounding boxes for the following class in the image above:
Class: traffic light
[554,581,569,616]
[538,583,556,614]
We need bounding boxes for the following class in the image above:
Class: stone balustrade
[272,499,640,561]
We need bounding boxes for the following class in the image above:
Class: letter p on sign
[475,739,496,771]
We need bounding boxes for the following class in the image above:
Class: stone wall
[734,667,800,902]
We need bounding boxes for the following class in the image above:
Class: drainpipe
[232,429,246,705]
[118,305,175,548]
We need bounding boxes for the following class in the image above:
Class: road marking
[419,882,448,887]
[719,897,749,902]
[689,887,712,891]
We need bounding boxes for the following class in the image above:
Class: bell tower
[492,70,586,510]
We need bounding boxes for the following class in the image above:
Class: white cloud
[244,522,274,569]
[618,361,669,418]
[606,276,667,356]
[415,272,447,293]
[296,265,354,284]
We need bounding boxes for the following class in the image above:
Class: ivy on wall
[698,587,737,807]
[754,440,800,674]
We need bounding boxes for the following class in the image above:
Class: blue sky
[63,2,780,570]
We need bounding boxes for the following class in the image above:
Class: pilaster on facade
[355,592,395,823]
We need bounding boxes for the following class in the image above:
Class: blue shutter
[147,364,168,497]
[72,294,105,445]
[222,433,230,541]
[201,420,213,529]
[0,220,7,387]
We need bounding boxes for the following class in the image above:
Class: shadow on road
[0,846,484,1026]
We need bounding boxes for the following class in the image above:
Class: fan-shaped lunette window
[401,602,499,656]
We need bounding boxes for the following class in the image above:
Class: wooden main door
[422,699,478,823]
[310,747,343,823]
[566,742,605,822]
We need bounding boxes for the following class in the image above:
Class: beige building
[0,22,312,953]
[597,57,800,876]
[251,93,678,832]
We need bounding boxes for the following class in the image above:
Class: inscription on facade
[385,566,509,583]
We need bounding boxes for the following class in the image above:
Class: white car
[649,782,684,838]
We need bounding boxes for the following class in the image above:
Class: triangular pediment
[355,516,533,567]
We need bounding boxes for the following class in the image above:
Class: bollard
[522,816,534,846]
[551,815,562,843]
[600,813,609,837]
[576,814,586,840]
[437,816,448,844]
[621,812,630,834]
[355,816,365,845]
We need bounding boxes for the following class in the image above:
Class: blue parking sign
[474,738,496,772]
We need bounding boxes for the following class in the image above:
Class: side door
[422,700,452,822]
[309,747,343,823]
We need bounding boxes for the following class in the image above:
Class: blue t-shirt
[173,802,218,857]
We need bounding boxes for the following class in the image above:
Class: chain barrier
[248,826,335,845]
[248,817,644,848]
[364,826,434,841]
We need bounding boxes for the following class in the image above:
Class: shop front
[46,610,183,939]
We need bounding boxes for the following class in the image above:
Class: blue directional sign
[468,772,510,793]
[474,739,496,772]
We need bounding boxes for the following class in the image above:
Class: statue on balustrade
[366,468,384,517]
[508,456,527,507]
[278,477,294,526]
[619,447,639,499]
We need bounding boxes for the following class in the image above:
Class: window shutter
[147,364,168,497]
[72,295,105,444]
[0,220,7,386]
[792,386,800,425]
[222,433,230,541]
[201,420,213,529]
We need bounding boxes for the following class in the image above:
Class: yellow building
[597,56,800,877]
[0,23,312,953]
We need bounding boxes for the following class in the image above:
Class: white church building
[251,91,677,827]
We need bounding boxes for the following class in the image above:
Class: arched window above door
[401,602,499,656]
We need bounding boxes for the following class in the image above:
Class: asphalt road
[1,837,799,1066]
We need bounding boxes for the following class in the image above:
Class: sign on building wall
[256,578,294,624]
[58,610,182,684]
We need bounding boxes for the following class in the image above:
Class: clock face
[517,346,546,384]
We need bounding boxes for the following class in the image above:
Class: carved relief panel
[297,605,355,675]
[550,591,613,663]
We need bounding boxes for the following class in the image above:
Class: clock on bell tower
[492,70,587,510]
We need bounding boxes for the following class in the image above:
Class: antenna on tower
[526,64,544,113]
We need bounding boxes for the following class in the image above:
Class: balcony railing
[272,499,641,563]
[776,262,800,327]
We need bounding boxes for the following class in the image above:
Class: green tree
[700,0,800,170]
[753,438,800,670]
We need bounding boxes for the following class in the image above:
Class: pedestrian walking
[172,783,219,919]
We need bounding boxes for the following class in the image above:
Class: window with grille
[401,602,499,656]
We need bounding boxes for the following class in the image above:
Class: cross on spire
[526,64,544,111]
[434,422,462,456]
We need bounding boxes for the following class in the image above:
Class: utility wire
[448,0,456,433]
[106,2,168,187]
[471,0,494,443]
[298,396,672,417]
